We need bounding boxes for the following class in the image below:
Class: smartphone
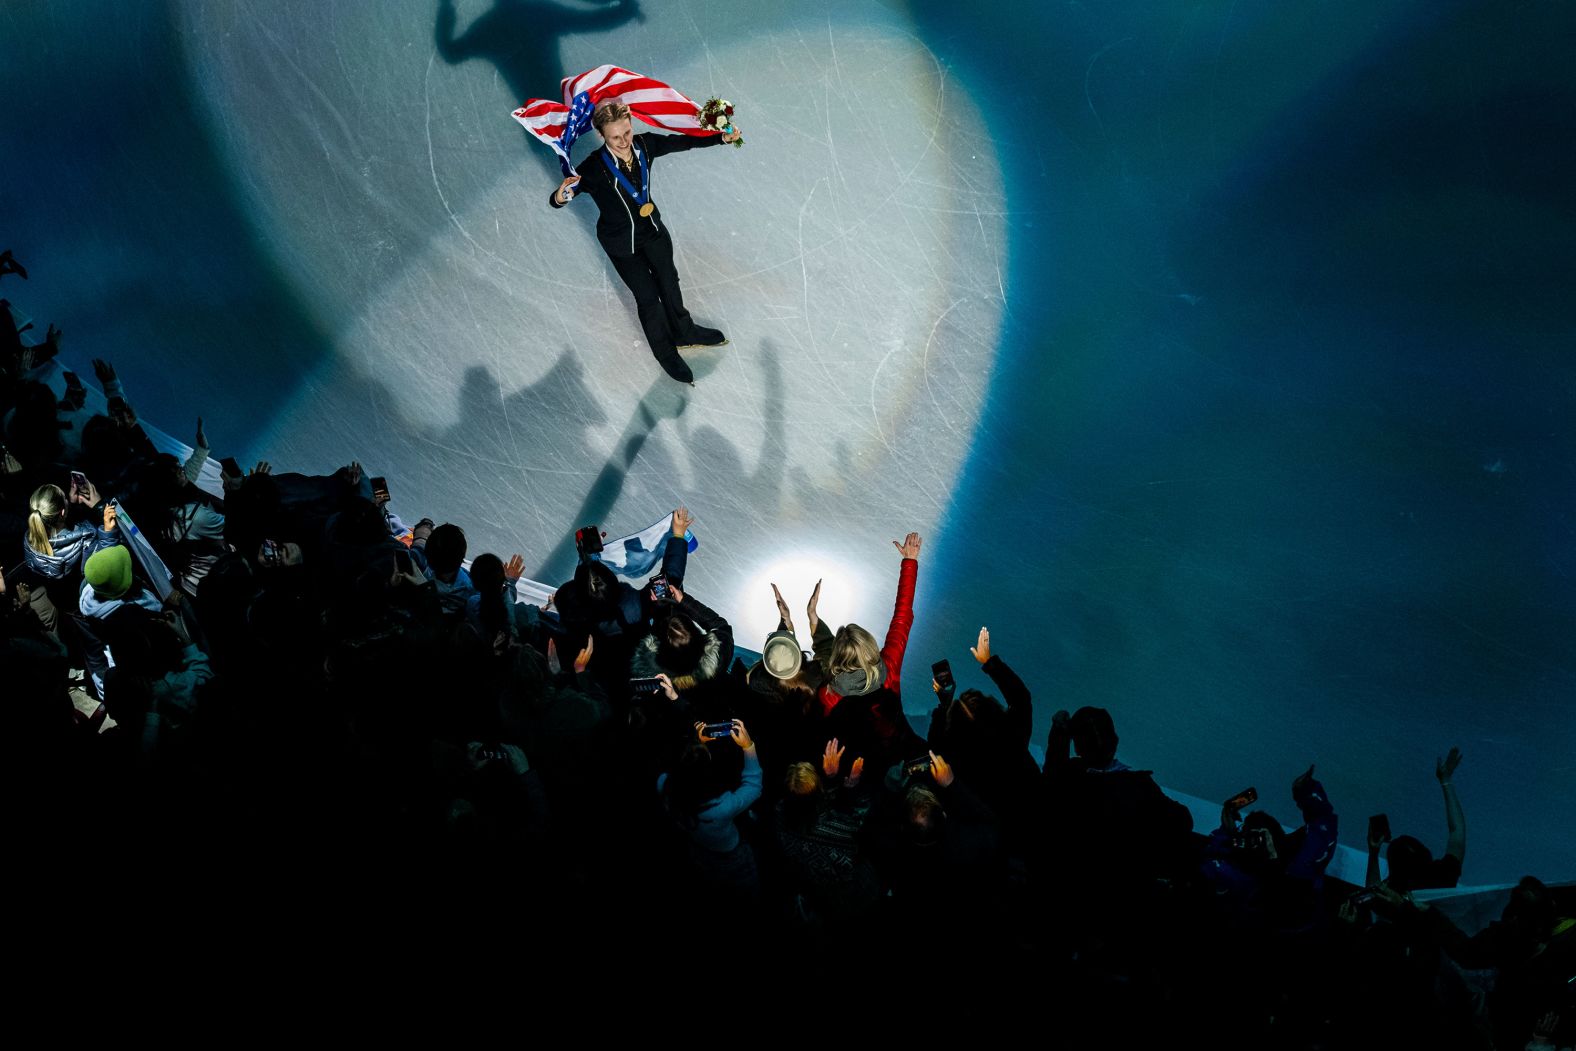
[702,722,734,740]
[629,676,666,695]
[932,659,955,692]
[219,456,243,477]
[1369,813,1391,844]
[69,470,89,498]
[478,748,509,763]
[903,755,933,777]
[259,539,282,566]
[574,525,604,556]
[1349,889,1379,907]
[370,476,390,500]
[394,549,414,577]
[648,575,672,602]
[1225,787,1258,811]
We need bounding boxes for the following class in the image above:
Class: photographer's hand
[655,672,679,701]
[929,751,955,788]
[729,719,755,753]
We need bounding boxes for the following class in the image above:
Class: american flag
[511,65,715,176]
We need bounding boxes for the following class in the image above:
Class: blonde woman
[22,480,120,627]
[808,532,924,766]
[25,479,120,572]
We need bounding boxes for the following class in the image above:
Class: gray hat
[761,630,804,679]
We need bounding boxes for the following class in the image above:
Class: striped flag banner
[512,64,715,176]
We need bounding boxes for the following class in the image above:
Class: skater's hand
[556,176,580,205]
[722,127,743,145]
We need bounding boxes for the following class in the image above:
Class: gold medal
[639,202,654,218]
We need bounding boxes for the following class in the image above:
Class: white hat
[761,630,804,679]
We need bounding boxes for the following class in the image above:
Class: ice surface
[3,0,1572,883]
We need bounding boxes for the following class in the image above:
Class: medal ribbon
[601,143,650,209]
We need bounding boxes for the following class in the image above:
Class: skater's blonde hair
[592,100,632,133]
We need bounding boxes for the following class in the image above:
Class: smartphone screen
[649,576,671,601]
[932,659,954,691]
[70,470,88,497]
[370,476,389,497]
[1226,787,1258,810]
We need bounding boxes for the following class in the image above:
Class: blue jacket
[657,747,762,853]
[24,517,121,579]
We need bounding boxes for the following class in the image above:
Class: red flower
[725,105,734,116]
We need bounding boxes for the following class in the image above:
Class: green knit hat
[84,545,133,600]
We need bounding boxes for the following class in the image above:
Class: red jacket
[817,557,918,716]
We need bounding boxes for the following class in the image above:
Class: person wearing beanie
[77,544,164,699]
[80,545,161,620]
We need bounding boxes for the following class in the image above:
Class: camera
[1231,830,1269,854]
[574,525,604,556]
[702,722,734,740]
[629,676,666,695]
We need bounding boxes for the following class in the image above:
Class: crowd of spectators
[2,248,1570,1043]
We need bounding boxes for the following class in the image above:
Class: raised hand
[1436,747,1462,784]
[573,635,594,674]
[0,249,27,280]
[556,175,581,205]
[546,637,562,675]
[806,578,823,634]
[670,505,693,537]
[194,417,207,450]
[250,461,272,476]
[822,738,845,778]
[103,503,118,532]
[503,554,525,581]
[1293,764,1316,793]
[969,625,991,664]
[846,755,865,788]
[73,476,101,507]
[91,358,116,386]
[892,531,922,560]
[345,460,363,486]
[929,751,955,788]
[771,582,793,629]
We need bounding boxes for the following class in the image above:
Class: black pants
[607,231,697,361]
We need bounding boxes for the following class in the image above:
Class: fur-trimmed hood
[632,628,723,685]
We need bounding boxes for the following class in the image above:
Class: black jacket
[549,132,722,257]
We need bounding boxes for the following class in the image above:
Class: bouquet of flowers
[698,97,743,147]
